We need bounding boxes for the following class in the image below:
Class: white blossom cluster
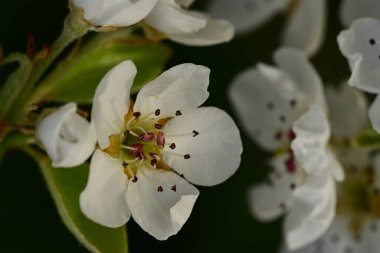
[32,0,380,252]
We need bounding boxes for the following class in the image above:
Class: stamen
[175,110,182,116]
[169,143,176,149]
[121,145,136,151]
[122,162,128,168]
[157,132,165,147]
[184,154,191,159]
[138,133,155,141]
[155,109,160,116]
[171,185,177,192]
[155,124,162,129]
[192,130,199,137]
[132,176,138,183]
[162,150,184,157]
[151,159,157,166]
[133,112,141,118]
[138,127,147,135]
[157,186,163,192]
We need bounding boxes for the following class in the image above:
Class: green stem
[352,128,380,151]
[9,11,89,123]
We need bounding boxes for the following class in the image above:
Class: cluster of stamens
[104,107,200,192]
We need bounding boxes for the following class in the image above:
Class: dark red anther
[157,186,163,192]
[192,130,199,137]
[138,133,154,141]
[132,176,138,183]
[169,143,176,149]
[175,110,182,116]
[128,143,144,157]
[157,132,165,147]
[151,159,157,166]
[155,109,161,116]
[133,112,141,118]
[171,185,177,192]
[285,156,296,173]
[184,154,191,159]
[274,130,283,141]
[288,129,296,141]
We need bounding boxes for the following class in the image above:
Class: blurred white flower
[79,60,242,240]
[72,0,157,27]
[206,0,326,56]
[229,47,343,250]
[143,0,234,46]
[282,152,380,253]
[36,103,97,168]
[338,18,380,133]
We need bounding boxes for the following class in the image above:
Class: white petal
[326,84,368,137]
[274,48,326,110]
[229,62,308,151]
[291,105,330,175]
[80,150,130,228]
[206,0,289,35]
[145,1,207,34]
[285,169,336,250]
[92,60,136,149]
[337,18,380,93]
[168,12,234,46]
[126,166,199,240]
[36,103,96,168]
[369,95,380,133]
[162,107,242,186]
[74,0,158,27]
[282,0,326,56]
[134,63,209,116]
[282,216,356,253]
[340,0,380,27]
[249,154,303,221]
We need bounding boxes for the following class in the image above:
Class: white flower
[229,48,343,250]
[36,103,97,168]
[206,0,326,56]
[281,152,380,253]
[72,0,157,27]
[143,0,234,46]
[337,18,380,133]
[79,60,242,240]
[338,18,380,94]
[340,0,380,27]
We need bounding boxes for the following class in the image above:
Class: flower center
[103,106,194,187]
[337,167,380,235]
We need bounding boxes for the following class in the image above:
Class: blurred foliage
[0,0,349,252]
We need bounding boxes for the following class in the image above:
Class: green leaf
[0,53,32,118]
[29,36,171,104]
[24,148,128,253]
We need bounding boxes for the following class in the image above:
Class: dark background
[0,0,348,252]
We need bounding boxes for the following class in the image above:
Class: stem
[9,12,89,123]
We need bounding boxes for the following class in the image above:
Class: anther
[155,109,161,116]
[132,176,138,183]
[138,133,154,141]
[290,99,296,108]
[133,112,141,118]
[175,110,182,116]
[184,154,191,159]
[155,124,162,129]
[157,132,165,147]
[171,185,177,192]
[192,130,199,137]
[157,186,163,192]
[370,38,376,45]
[149,152,158,158]
[122,162,128,168]
[169,143,176,149]
[151,159,157,166]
